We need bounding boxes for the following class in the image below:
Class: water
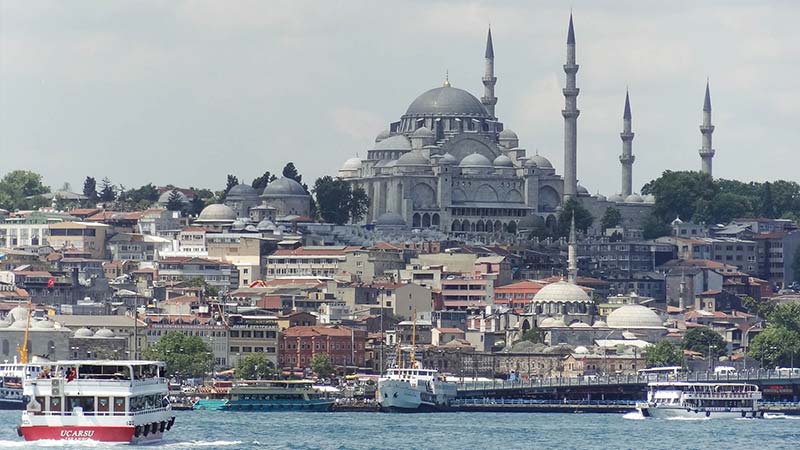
[1,410,799,449]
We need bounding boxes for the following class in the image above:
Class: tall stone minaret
[562,13,580,200]
[481,28,497,118]
[619,90,635,197]
[699,81,715,176]
[567,215,578,284]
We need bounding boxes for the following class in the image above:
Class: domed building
[224,184,261,218]
[336,23,662,238]
[194,203,237,228]
[0,309,71,361]
[528,280,595,326]
[606,304,667,341]
[259,177,312,219]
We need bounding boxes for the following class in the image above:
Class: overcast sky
[1,0,798,196]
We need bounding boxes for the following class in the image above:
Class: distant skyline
[1,0,798,196]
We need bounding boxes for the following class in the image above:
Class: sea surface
[1,410,799,450]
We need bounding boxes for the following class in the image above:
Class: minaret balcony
[619,154,635,164]
[699,125,715,133]
[620,131,634,140]
[561,109,581,119]
[563,64,579,74]
[482,76,497,84]
[562,88,580,97]
[698,148,716,157]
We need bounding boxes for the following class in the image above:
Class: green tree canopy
[282,162,302,184]
[313,176,368,225]
[557,198,593,236]
[748,326,800,368]
[766,302,800,334]
[142,331,213,379]
[82,176,98,204]
[348,186,370,223]
[252,171,277,191]
[236,353,277,380]
[99,177,116,202]
[600,207,622,231]
[0,170,50,211]
[311,353,334,379]
[165,189,185,213]
[185,277,219,297]
[642,170,717,223]
[645,340,682,368]
[682,327,726,357]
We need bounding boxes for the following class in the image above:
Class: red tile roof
[281,325,362,337]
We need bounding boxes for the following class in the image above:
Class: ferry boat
[18,360,176,443]
[636,382,763,419]
[192,380,334,411]
[377,365,458,412]
[0,363,41,409]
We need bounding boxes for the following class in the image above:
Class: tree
[186,277,219,297]
[766,302,800,334]
[282,162,302,184]
[760,181,777,218]
[188,196,205,216]
[221,174,239,200]
[82,177,98,203]
[645,340,682,368]
[518,327,543,344]
[311,353,334,378]
[748,326,800,368]
[0,170,50,211]
[142,331,213,379]
[556,198,593,236]
[313,176,352,225]
[348,187,370,223]
[642,170,717,223]
[600,207,622,231]
[741,295,777,320]
[642,211,672,240]
[252,171,277,191]
[682,327,726,357]
[165,189,185,213]
[793,252,800,290]
[99,177,116,202]
[236,353,277,380]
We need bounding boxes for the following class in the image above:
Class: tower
[481,28,497,118]
[619,90,635,197]
[562,13,580,200]
[568,215,578,284]
[699,81,715,176]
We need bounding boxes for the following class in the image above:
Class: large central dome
[405,86,489,117]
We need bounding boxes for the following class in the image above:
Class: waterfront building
[278,325,367,370]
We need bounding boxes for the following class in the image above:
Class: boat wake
[763,413,800,420]
[0,440,121,448]
[622,411,645,420]
[161,440,244,448]
[664,416,710,421]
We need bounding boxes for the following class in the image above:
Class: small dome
[493,154,514,167]
[577,185,590,195]
[256,219,277,231]
[9,306,29,322]
[440,153,457,165]
[375,212,406,226]
[340,157,362,171]
[608,194,624,203]
[459,153,493,168]
[499,128,518,140]
[593,320,608,328]
[374,134,411,151]
[643,194,656,203]
[198,203,237,222]
[74,327,94,337]
[595,193,607,201]
[226,184,258,199]
[528,153,553,169]
[95,328,115,338]
[375,129,391,142]
[607,304,664,329]
[569,321,591,328]
[32,319,55,329]
[231,218,248,230]
[0,318,12,328]
[412,126,434,138]
[625,194,644,203]
[11,320,27,329]
[396,151,430,166]
[262,177,308,197]
[539,317,556,328]
[405,86,489,117]
[574,345,589,354]
[532,280,591,303]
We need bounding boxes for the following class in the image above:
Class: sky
[1,0,798,197]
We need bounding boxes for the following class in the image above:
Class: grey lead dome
[405,86,490,117]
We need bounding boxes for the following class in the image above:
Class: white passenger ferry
[636,382,763,419]
[0,362,41,409]
[377,365,458,412]
[18,360,175,443]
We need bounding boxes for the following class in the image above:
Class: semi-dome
[375,212,406,226]
[459,153,493,168]
[396,151,431,166]
[226,183,258,199]
[375,129,391,142]
[74,327,94,337]
[340,157,362,171]
[499,128,518,140]
[95,328,115,338]
[405,86,489,117]
[607,304,664,329]
[625,194,644,203]
[374,134,412,151]
[493,154,514,167]
[608,194,624,203]
[528,153,553,169]
[532,280,591,303]
[262,177,308,197]
[412,126,434,138]
[197,203,237,222]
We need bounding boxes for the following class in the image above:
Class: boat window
[66,396,95,413]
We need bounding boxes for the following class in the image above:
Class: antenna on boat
[410,308,417,368]
[17,297,32,364]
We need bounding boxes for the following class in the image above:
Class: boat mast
[17,297,32,364]
[410,308,416,368]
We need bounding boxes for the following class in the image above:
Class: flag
[47,278,55,289]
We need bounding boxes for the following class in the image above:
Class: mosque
[338,15,717,237]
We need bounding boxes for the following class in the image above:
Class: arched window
[432,214,440,227]
[422,213,431,228]
[412,213,421,228]
[2,339,8,355]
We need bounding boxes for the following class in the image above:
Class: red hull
[20,425,136,442]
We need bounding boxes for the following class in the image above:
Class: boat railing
[27,406,169,417]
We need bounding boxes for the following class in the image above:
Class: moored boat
[18,360,175,443]
[636,381,763,419]
[377,366,457,412]
[193,380,334,412]
[0,362,41,410]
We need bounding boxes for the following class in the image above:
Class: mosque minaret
[699,81,715,176]
[562,14,580,201]
[481,28,498,118]
[619,90,635,197]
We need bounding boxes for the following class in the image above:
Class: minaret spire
[481,27,498,118]
[620,89,635,197]
[568,214,578,284]
[562,12,580,200]
[699,81,715,176]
